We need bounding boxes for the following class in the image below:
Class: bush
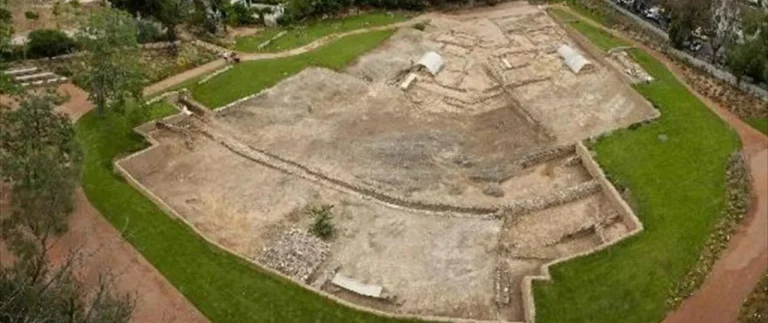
[307,204,335,240]
[26,29,77,58]
[412,22,427,31]
[137,20,166,44]
[229,2,259,26]
[24,11,39,20]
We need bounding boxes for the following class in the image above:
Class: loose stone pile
[257,228,330,282]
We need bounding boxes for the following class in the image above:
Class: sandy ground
[49,190,208,323]
[345,6,656,143]
[550,6,768,323]
[217,68,554,207]
[121,121,627,321]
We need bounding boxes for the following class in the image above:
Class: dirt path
[47,189,208,323]
[143,59,228,97]
[236,19,425,61]
[1,81,208,322]
[142,18,426,97]
[556,6,768,323]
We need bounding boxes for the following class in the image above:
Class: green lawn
[191,29,394,108]
[535,10,741,323]
[746,117,768,135]
[76,102,423,323]
[235,12,409,53]
[550,8,629,50]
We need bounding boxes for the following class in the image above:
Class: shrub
[307,204,335,240]
[24,11,39,20]
[26,29,77,58]
[137,20,166,44]
[230,2,260,26]
[412,22,426,31]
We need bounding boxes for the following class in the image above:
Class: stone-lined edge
[520,141,644,323]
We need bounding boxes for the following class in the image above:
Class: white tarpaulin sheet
[331,273,383,298]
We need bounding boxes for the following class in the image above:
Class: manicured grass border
[192,29,395,108]
[534,8,740,323]
[235,12,410,53]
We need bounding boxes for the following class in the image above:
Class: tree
[26,29,78,58]
[727,9,768,84]
[0,257,135,323]
[664,0,714,48]
[0,0,17,94]
[0,95,82,275]
[154,0,187,41]
[77,7,144,115]
[0,95,133,322]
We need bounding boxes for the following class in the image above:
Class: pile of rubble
[607,50,653,83]
[257,228,330,283]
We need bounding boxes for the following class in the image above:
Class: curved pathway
[555,6,768,323]
[144,18,427,97]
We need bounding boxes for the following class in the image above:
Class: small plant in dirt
[412,22,427,31]
[24,11,39,20]
[307,204,335,240]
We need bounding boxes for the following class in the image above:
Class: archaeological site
[117,3,659,322]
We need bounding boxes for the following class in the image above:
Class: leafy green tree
[0,95,82,273]
[727,9,768,84]
[154,0,187,41]
[77,7,143,115]
[26,29,78,58]
[0,0,17,95]
[664,0,713,49]
[0,254,135,323]
[0,95,133,323]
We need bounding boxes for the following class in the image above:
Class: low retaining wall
[504,180,601,216]
[520,141,644,323]
[19,42,182,65]
[141,41,182,50]
[575,142,641,231]
[197,65,232,85]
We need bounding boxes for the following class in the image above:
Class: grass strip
[534,10,740,323]
[745,117,768,135]
[235,12,409,53]
[192,29,394,108]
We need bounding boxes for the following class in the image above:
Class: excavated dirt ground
[119,3,651,322]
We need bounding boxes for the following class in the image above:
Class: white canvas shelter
[557,45,594,74]
[415,52,444,76]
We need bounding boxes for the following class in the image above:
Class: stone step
[21,76,68,88]
[5,67,39,76]
[14,72,56,82]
